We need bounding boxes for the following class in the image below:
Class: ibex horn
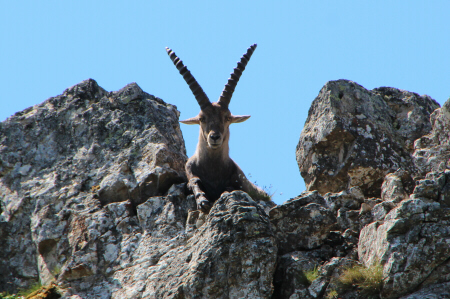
[218,44,257,109]
[166,47,212,110]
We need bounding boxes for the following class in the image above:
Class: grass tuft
[304,266,319,285]
[325,290,339,299]
[16,282,42,297]
[338,261,383,296]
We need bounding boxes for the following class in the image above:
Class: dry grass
[16,282,41,298]
[338,261,384,296]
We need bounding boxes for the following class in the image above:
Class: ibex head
[166,44,256,150]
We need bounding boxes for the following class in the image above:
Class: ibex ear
[231,115,251,123]
[180,116,200,125]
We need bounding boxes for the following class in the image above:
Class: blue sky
[1,1,449,204]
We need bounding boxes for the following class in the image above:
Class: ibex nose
[210,134,221,141]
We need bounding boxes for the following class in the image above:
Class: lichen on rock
[0,79,187,294]
[296,80,439,197]
[1,78,449,299]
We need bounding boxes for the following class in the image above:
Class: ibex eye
[199,118,204,122]
[226,117,232,122]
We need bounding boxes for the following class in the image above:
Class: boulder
[0,79,187,293]
[357,98,450,299]
[2,77,449,299]
[296,80,439,197]
[129,191,277,299]
[380,170,411,203]
[58,190,277,299]
[358,199,450,298]
[399,282,450,299]
[270,191,337,254]
[413,98,450,177]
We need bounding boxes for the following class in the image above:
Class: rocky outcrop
[296,80,439,197]
[1,78,449,299]
[287,80,450,299]
[270,191,336,254]
[413,97,450,176]
[59,189,276,299]
[0,79,187,294]
[0,80,278,298]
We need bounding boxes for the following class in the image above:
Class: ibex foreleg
[188,177,212,213]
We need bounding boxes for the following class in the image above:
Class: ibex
[166,44,271,213]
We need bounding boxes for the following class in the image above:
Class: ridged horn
[166,47,211,110]
[217,44,257,109]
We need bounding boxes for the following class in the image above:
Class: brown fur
[167,45,270,213]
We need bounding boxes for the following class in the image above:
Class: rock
[411,170,450,206]
[413,97,450,177]
[270,191,337,254]
[381,170,412,203]
[321,187,379,233]
[111,191,277,299]
[399,282,450,299]
[323,187,365,213]
[358,198,450,298]
[296,80,439,197]
[56,183,197,298]
[272,250,324,299]
[371,201,396,221]
[2,77,449,299]
[0,79,187,293]
[355,97,450,298]
[26,282,62,299]
[308,257,354,298]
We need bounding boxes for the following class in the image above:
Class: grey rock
[412,170,450,206]
[413,97,450,177]
[381,170,411,203]
[2,78,449,299]
[122,191,277,299]
[324,187,365,213]
[358,198,450,298]
[290,289,314,299]
[321,188,377,233]
[371,201,396,221]
[308,257,354,298]
[0,79,187,293]
[270,192,337,254]
[272,250,323,299]
[355,97,450,298]
[399,282,450,299]
[296,80,439,197]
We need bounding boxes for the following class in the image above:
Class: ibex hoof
[197,197,212,214]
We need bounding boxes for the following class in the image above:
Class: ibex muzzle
[166,44,271,213]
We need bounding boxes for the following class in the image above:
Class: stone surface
[270,191,336,254]
[1,78,449,299]
[355,96,450,299]
[296,80,439,197]
[413,97,450,177]
[272,250,325,299]
[0,79,187,293]
[129,191,277,299]
[358,198,450,298]
[308,257,354,299]
[0,79,277,298]
[381,169,412,203]
[400,282,450,299]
